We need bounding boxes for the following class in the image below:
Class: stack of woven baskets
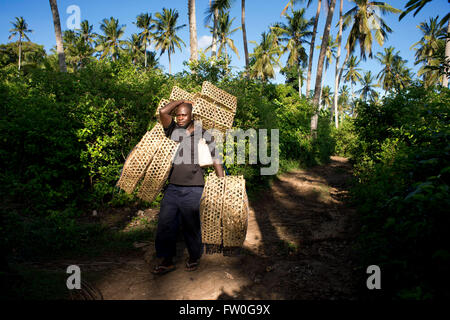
[116,81,249,254]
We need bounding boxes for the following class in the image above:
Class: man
[152,99,224,275]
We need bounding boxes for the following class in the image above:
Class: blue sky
[1,0,448,91]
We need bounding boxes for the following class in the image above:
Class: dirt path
[67,156,360,300]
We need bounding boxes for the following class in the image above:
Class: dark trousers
[155,184,204,260]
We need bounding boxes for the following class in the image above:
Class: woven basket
[222,176,249,247]
[169,86,196,102]
[155,98,170,121]
[201,81,237,112]
[200,173,248,251]
[116,123,165,194]
[137,136,179,202]
[193,97,235,133]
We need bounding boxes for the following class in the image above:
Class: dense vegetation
[1,0,449,300]
[333,85,450,299]
[0,58,334,260]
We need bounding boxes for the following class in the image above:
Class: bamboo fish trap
[116,123,165,193]
[200,172,249,254]
[137,136,179,203]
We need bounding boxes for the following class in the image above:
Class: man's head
[175,102,193,128]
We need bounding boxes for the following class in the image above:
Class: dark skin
[159,100,225,178]
[155,100,225,271]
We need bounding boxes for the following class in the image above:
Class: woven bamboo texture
[200,173,248,248]
[193,97,235,133]
[155,98,170,121]
[200,173,226,245]
[137,136,179,202]
[201,81,237,112]
[222,176,249,247]
[116,123,165,194]
[169,86,196,102]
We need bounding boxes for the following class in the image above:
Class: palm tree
[375,46,401,93]
[320,85,333,112]
[343,55,362,100]
[317,35,337,106]
[400,0,450,87]
[241,0,249,74]
[249,32,281,81]
[311,0,337,136]
[127,33,145,65]
[97,17,127,61]
[135,13,155,68]
[206,11,240,71]
[205,0,234,58]
[306,0,321,97]
[342,0,401,60]
[411,17,446,87]
[188,0,198,62]
[49,0,67,72]
[338,85,350,124]
[153,8,186,74]
[356,71,378,101]
[8,17,33,70]
[272,8,314,97]
[333,0,344,128]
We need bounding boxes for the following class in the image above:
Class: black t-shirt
[163,119,219,186]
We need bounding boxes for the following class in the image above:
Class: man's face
[175,103,193,127]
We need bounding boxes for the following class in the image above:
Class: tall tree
[333,0,344,128]
[333,0,400,126]
[97,17,127,61]
[356,71,378,101]
[305,0,321,98]
[310,0,337,136]
[188,0,198,62]
[343,55,362,100]
[8,17,33,71]
[127,33,144,65]
[205,0,233,58]
[206,11,240,71]
[49,0,67,72]
[154,8,186,74]
[272,8,314,97]
[241,0,249,73]
[316,35,337,108]
[249,32,281,81]
[376,46,401,93]
[135,13,155,68]
[399,0,450,87]
[411,17,446,87]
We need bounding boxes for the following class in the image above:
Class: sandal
[185,258,199,271]
[152,264,176,275]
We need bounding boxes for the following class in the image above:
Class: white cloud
[198,35,213,50]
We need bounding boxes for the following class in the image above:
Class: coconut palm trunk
[306,0,322,98]
[319,64,328,109]
[298,66,302,97]
[189,0,198,62]
[444,18,450,88]
[18,36,22,70]
[310,0,336,137]
[242,0,249,73]
[333,0,343,128]
[49,0,67,72]
[168,51,171,74]
[211,7,219,57]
